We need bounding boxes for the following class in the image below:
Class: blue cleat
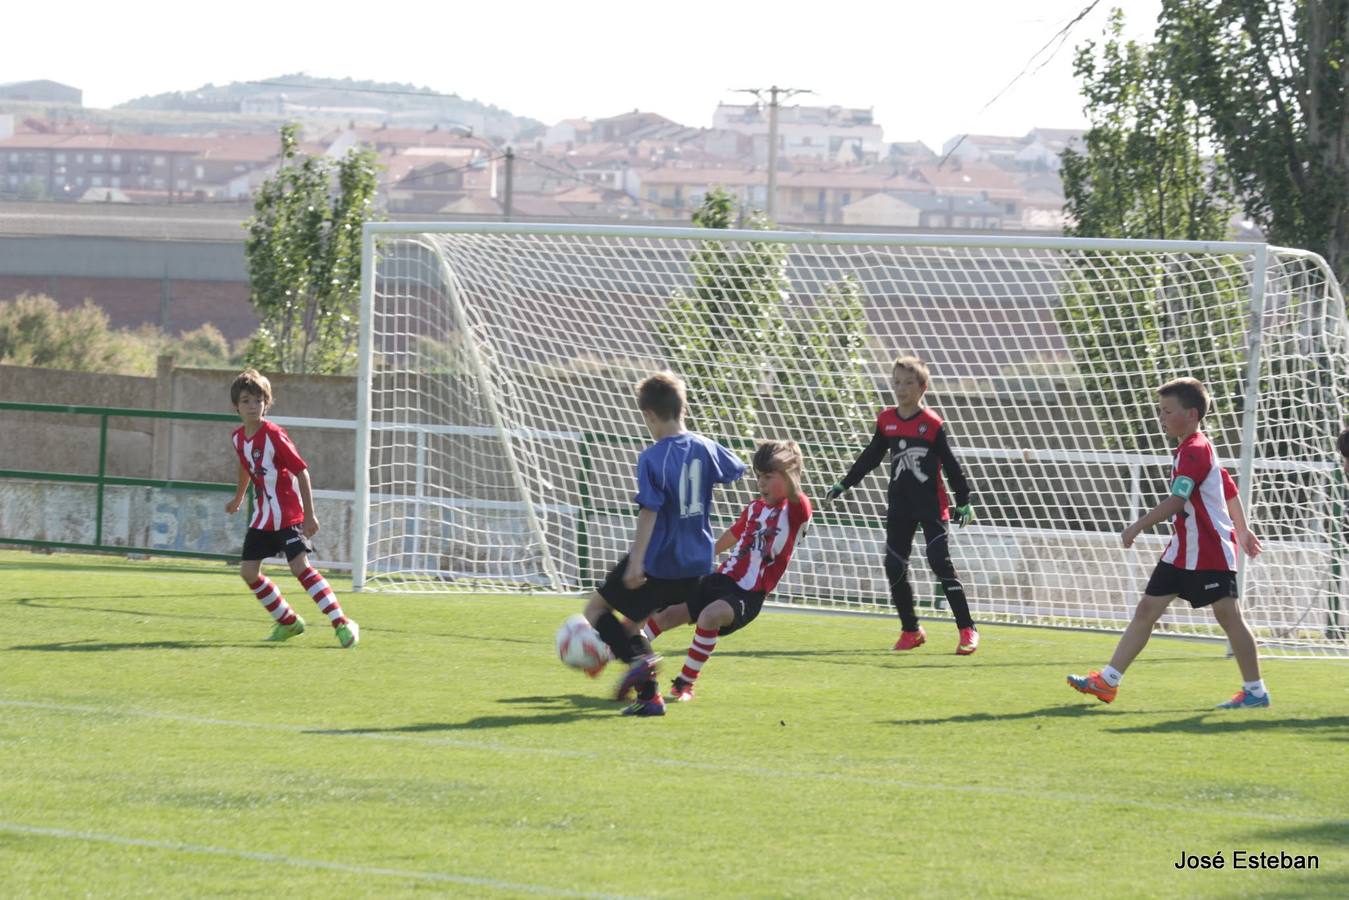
[1216,688,1270,709]
[614,654,661,701]
[621,695,666,717]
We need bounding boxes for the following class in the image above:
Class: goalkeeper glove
[953,504,975,527]
[825,481,847,503]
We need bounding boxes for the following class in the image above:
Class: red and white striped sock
[679,626,719,684]
[299,567,347,626]
[250,575,297,625]
[644,619,664,640]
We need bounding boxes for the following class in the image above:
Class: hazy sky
[5,0,1162,149]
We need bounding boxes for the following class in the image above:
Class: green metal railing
[0,401,240,560]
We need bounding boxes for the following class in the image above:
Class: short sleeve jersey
[840,407,971,522]
[718,493,813,594]
[231,420,308,531]
[1160,431,1237,571]
[634,432,747,579]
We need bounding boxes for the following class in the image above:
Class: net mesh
[358,227,1349,656]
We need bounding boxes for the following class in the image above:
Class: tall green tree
[1060,8,1235,241]
[656,187,787,442]
[1058,10,1249,451]
[1160,0,1349,284]
[243,123,380,374]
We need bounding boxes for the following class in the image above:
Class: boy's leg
[1106,593,1173,675]
[289,549,358,648]
[647,603,692,640]
[241,554,303,640]
[1209,598,1260,681]
[920,518,978,653]
[671,601,734,700]
[883,513,922,635]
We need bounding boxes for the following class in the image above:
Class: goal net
[354,223,1349,657]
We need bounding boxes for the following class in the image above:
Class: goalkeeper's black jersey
[840,406,971,522]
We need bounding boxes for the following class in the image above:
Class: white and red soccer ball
[555,614,611,677]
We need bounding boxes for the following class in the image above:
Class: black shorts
[596,556,701,622]
[685,573,766,636]
[1144,562,1238,608]
[241,525,314,562]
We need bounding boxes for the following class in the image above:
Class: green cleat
[265,616,306,642]
[335,619,360,649]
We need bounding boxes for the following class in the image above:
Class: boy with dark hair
[646,440,812,701]
[226,368,358,648]
[825,355,979,654]
[1067,377,1266,707]
[580,371,746,716]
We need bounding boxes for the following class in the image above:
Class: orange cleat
[1067,670,1117,704]
[893,627,927,651]
[956,627,980,655]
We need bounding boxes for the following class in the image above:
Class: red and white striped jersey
[1161,431,1237,571]
[717,493,813,594]
[231,420,308,531]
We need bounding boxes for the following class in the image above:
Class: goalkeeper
[825,355,979,655]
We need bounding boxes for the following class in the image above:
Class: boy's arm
[715,527,738,555]
[933,426,974,524]
[623,506,659,588]
[225,460,249,514]
[296,468,320,537]
[1122,496,1186,548]
[828,426,886,499]
[1226,493,1262,558]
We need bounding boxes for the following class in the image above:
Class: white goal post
[354,222,1349,657]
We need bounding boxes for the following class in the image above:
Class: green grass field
[2,550,1345,898]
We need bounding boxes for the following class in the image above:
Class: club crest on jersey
[891,445,930,483]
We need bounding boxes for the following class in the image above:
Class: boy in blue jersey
[582,371,747,717]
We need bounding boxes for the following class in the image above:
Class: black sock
[629,632,653,659]
[940,577,975,630]
[594,612,635,663]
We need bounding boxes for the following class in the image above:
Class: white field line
[0,822,645,899]
[0,699,1323,825]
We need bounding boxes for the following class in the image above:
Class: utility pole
[502,147,514,222]
[733,85,811,222]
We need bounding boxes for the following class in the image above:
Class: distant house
[0,80,81,105]
[841,191,1005,230]
[714,102,885,164]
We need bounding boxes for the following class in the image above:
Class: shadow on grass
[884,704,1209,726]
[1106,714,1349,735]
[308,694,617,733]
[720,647,1217,671]
[1245,819,1349,848]
[6,638,260,652]
[11,597,539,647]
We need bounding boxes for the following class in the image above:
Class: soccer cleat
[893,627,927,651]
[621,695,667,717]
[265,616,306,642]
[335,619,360,649]
[614,654,661,701]
[1066,670,1117,704]
[667,677,695,702]
[956,627,980,655]
[1216,688,1271,709]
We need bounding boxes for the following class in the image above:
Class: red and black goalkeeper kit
[839,407,976,632]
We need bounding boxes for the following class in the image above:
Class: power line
[938,0,1102,168]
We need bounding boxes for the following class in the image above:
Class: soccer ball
[555,614,611,676]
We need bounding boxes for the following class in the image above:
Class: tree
[244,123,380,374]
[1057,10,1254,451]
[1160,0,1349,284]
[656,187,787,442]
[775,276,877,476]
[1060,9,1235,241]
